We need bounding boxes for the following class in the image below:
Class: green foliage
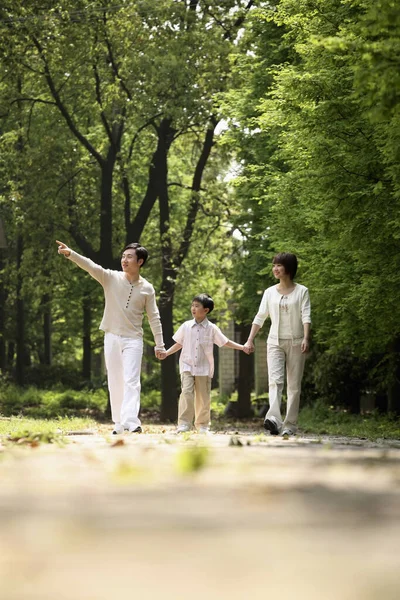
[298,400,400,441]
[222,0,400,402]
[20,364,103,389]
[0,0,253,396]
[175,445,209,474]
[140,388,161,411]
[0,384,108,418]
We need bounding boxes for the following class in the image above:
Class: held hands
[155,349,166,360]
[56,240,71,257]
[243,340,255,355]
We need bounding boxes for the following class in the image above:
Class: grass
[0,416,98,440]
[298,401,400,441]
[0,384,108,419]
[1,383,399,443]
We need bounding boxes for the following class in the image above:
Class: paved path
[1,425,400,600]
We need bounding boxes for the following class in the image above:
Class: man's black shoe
[130,426,142,434]
[263,418,279,436]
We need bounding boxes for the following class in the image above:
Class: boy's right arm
[159,343,182,360]
[56,240,106,285]
[224,340,252,354]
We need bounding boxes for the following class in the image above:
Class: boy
[160,293,249,433]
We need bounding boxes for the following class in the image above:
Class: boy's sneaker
[263,417,280,436]
[281,428,295,437]
[197,426,210,434]
[176,424,190,433]
[112,423,124,435]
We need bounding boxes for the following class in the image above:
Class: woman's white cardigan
[253,284,311,345]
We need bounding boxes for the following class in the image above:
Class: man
[56,240,166,434]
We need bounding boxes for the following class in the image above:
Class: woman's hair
[123,242,148,266]
[192,293,214,314]
[273,253,298,280]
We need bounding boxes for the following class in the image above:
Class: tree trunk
[387,338,400,415]
[237,323,254,418]
[0,252,6,373]
[125,120,175,246]
[156,120,179,421]
[7,342,15,369]
[159,280,179,421]
[82,291,91,380]
[158,120,216,420]
[16,233,25,385]
[99,156,115,268]
[42,293,52,365]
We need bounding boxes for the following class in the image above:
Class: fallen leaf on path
[111,439,125,447]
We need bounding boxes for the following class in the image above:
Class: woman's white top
[253,283,311,345]
[278,295,292,339]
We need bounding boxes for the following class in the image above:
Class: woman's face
[272,262,287,279]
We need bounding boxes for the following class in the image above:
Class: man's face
[191,301,209,321]
[121,249,143,277]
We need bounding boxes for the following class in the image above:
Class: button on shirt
[173,318,229,377]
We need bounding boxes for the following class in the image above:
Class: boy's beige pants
[178,371,212,428]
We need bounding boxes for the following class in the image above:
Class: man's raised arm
[56,240,106,285]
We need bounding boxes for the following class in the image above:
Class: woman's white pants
[104,332,143,430]
[266,340,306,432]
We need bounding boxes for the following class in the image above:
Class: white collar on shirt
[190,317,209,328]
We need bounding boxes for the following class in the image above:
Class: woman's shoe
[263,418,279,435]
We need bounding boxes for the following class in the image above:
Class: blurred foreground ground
[1,424,400,600]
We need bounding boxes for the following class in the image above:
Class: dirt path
[1,426,400,600]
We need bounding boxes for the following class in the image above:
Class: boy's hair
[123,242,148,266]
[273,252,298,280]
[192,293,214,314]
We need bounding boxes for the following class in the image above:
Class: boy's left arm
[212,325,249,354]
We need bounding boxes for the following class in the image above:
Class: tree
[223,0,400,411]
[0,1,257,417]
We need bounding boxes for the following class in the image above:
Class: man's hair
[273,252,298,280]
[192,293,214,314]
[123,242,148,266]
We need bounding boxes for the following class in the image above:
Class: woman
[244,253,311,436]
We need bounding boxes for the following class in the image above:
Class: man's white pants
[266,340,306,432]
[104,332,143,429]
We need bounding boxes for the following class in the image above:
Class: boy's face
[191,301,209,322]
